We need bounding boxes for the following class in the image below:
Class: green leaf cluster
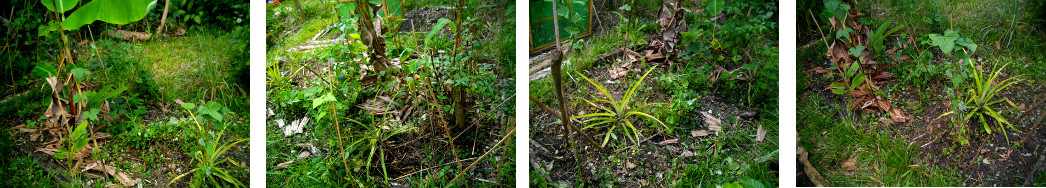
[572,68,666,147]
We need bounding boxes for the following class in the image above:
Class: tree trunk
[155,0,170,36]
[353,1,390,72]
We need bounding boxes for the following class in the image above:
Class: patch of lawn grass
[798,92,961,186]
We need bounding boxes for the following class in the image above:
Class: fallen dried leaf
[700,112,721,127]
[298,151,311,159]
[841,157,857,177]
[682,150,695,157]
[691,130,710,137]
[277,160,295,168]
[609,67,628,80]
[755,125,766,142]
[657,138,679,146]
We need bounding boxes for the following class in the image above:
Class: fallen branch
[104,30,151,41]
[799,146,831,187]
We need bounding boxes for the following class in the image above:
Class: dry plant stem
[528,95,601,149]
[326,64,352,184]
[808,10,829,48]
[453,93,516,140]
[155,0,170,36]
[549,0,587,180]
[448,125,516,186]
[48,0,83,180]
[420,55,463,172]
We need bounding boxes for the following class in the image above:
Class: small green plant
[964,60,1021,137]
[821,0,851,21]
[572,67,666,147]
[346,118,414,184]
[868,21,903,56]
[169,102,248,187]
[829,55,867,96]
[941,57,1022,142]
[927,29,978,57]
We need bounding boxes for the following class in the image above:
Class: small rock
[740,111,757,119]
[682,150,695,157]
[666,145,680,153]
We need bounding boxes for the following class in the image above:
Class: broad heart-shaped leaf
[929,30,960,55]
[836,28,853,40]
[198,102,224,122]
[956,38,977,53]
[70,67,90,81]
[181,103,196,111]
[705,0,725,16]
[61,0,158,30]
[848,45,866,57]
[823,0,850,19]
[681,28,704,45]
[619,4,631,11]
[312,93,337,109]
[83,108,101,121]
[41,0,80,13]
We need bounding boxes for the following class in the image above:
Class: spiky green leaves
[572,67,667,147]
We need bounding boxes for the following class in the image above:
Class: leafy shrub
[170,0,248,29]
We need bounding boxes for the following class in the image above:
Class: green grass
[798,91,961,186]
[864,0,1046,75]
[135,28,248,113]
[0,153,61,187]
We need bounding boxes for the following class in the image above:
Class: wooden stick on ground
[448,125,516,186]
[799,146,831,187]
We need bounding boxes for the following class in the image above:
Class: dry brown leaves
[815,4,908,123]
[692,112,725,137]
[655,0,687,54]
[83,160,138,186]
[840,156,857,176]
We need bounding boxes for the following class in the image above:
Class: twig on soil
[392,132,432,150]
[390,157,478,182]
[448,125,516,186]
[1020,112,1046,146]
